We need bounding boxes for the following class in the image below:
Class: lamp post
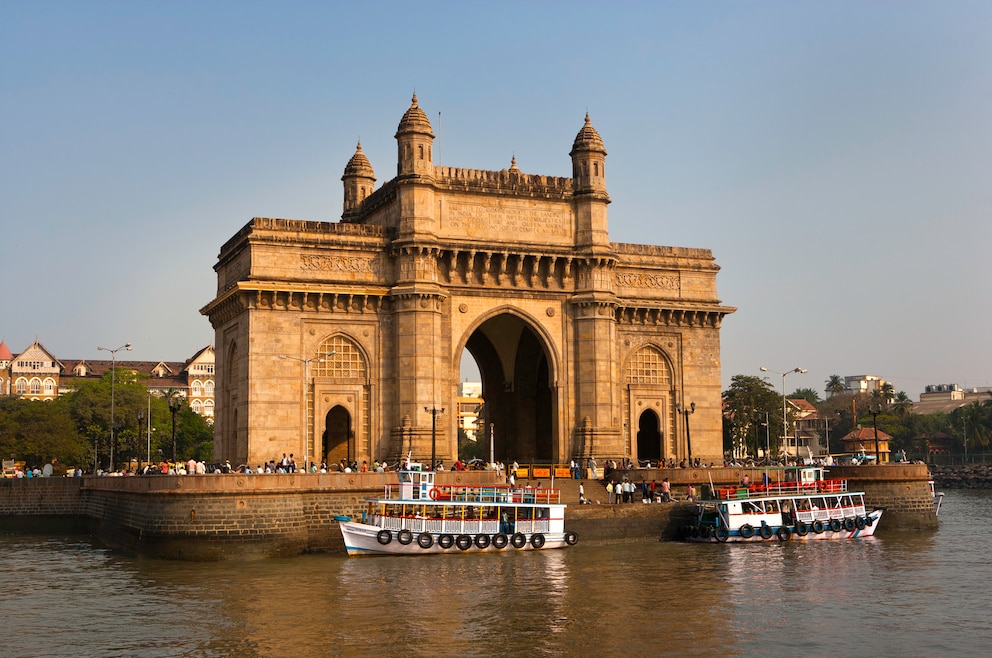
[136,409,143,472]
[169,396,182,463]
[869,405,881,464]
[279,353,332,473]
[145,391,152,468]
[760,366,807,459]
[759,411,770,462]
[675,401,695,466]
[425,406,445,470]
[98,343,132,472]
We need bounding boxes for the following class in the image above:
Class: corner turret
[570,113,608,199]
[570,114,611,249]
[341,141,376,217]
[395,94,435,178]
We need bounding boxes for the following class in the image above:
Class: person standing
[606,481,614,504]
[578,482,585,503]
[587,456,598,479]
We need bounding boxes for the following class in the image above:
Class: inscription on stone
[446,203,570,238]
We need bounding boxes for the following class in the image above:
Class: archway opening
[461,313,555,464]
[636,410,662,464]
[322,405,352,469]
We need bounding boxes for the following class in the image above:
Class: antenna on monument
[438,111,442,168]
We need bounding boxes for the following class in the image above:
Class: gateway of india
[201,95,735,471]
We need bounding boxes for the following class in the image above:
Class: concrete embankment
[0,463,937,560]
[930,463,992,489]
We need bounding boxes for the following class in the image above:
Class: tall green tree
[722,375,781,459]
[825,375,845,397]
[790,387,822,404]
[891,391,914,417]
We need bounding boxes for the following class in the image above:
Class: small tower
[570,113,609,198]
[395,93,435,178]
[570,114,611,249]
[341,141,376,218]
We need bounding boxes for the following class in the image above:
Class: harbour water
[2,490,989,657]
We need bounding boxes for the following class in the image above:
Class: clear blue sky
[3,1,990,398]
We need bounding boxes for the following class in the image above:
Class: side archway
[310,334,369,468]
[623,344,675,463]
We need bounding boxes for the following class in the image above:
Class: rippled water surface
[2,491,989,657]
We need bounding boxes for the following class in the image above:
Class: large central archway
[462,312,556,464]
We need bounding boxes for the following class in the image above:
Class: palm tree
[891,391,913,417]
[881,382,895,405]
[825,375,845,397]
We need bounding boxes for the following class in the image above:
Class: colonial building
[0,338,215,418]
[202,95,735,470]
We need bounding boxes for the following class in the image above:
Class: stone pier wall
[0,471,498,560]
[1,464,938,559]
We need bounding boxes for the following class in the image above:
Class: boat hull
[340,521,575,556]
[683,508,883,543]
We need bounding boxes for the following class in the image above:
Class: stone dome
[570,113,606,155]
[395,93,434,138]
[343,141,375,179]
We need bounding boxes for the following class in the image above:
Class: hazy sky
[3,1,989,398]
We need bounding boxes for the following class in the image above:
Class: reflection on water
[2,491,991,657]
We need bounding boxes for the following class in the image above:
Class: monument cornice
[615,302,736,328]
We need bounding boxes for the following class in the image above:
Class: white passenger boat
[681,466,883,543]
[339,464,578,556]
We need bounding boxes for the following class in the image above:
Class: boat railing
[371,515,551,536]
[795,503,868,524]
[384,483,561,505]
[716,478,848,500]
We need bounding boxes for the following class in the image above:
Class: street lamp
[868,405,881,464]
[98,343,132,472]
[279,352,332,473]
[760,366,807,459]
[169,396,182,463]
[145,391,152,468]
[675,401,695,466]
[425,406,445,470]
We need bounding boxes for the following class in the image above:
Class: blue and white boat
[682,466,883,543]
[339,464,577,556]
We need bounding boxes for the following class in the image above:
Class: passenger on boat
[740,475,751,487]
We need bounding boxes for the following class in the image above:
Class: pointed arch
[623,343,676,463]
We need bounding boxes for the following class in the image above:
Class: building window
[625,346,672,385]
[30,378,42,394]
[15,378,27,395]
[44,378,56,394]
[311,335,367,380]
[204,380,214,395]
[191,380,202,397]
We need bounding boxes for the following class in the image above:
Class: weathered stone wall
[0,477,85,516]
[0,472,495,559]
[1,465,939,559]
